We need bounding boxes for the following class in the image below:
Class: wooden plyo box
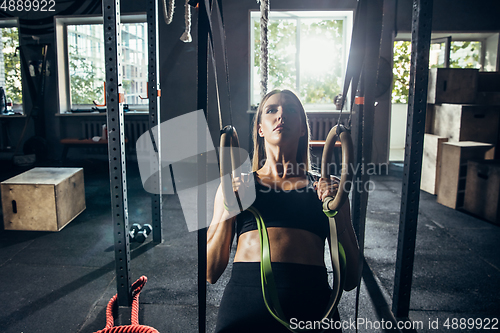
[431,103,500,144]
[427,68,478,104]
[464,160,500,224]
[437,142,494,210]
[477,71,500,92]
[476,71,500,105]
[1,168,85,231]
[476,92,500,105]
[425,104,435,134]
[421,134,448,195]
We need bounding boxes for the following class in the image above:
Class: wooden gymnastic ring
[219,125,242,211]
[321,125,354,212]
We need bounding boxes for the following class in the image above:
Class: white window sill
[57,110,149,116]
[0,111,25,118]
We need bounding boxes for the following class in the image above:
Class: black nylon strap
[336,3,374,333]
[338,0,367,127]
[202,0,233,129]
[215,0,234,126]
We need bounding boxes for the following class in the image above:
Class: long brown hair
[251,89,311,172]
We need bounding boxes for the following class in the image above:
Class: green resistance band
[247,206,347,333]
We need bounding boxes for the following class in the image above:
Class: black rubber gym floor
[0,158,499,333]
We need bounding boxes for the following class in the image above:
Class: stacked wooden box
[421,134,448,195]
[464,160,500,224]
[422,68,500,217]
[436,142,494,209]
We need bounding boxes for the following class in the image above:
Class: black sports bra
[235,172,329,241]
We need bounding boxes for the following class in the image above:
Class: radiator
[307,113,350,173]
[82,116,345,152]
[81,121,105,140]
[82,119,149,153]
[308,113,349,140]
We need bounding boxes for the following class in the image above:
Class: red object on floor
[94,276,159,333]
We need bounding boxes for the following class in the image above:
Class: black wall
[397,0,500,33]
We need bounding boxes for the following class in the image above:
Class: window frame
[392,32,499,104]
[0,17,23,115]
[430,36,452,68]
[249,10,353,112]
[55,13,147,114]
[395,32,500,71]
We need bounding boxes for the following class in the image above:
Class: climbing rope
[257,0,269,100]
[180,0,193,42]
[162,0,175,25]
[163,0,193,43]
[94,276,159,333]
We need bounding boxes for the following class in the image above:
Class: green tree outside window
[392,40,482,104]
[68,45,102,106]
[253,17,345,106]
[2,27,22,105]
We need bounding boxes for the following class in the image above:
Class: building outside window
[56,14,147,113]
[250,11,353,110]
[67,24,105,107]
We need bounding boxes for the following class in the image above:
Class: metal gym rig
[101,0,433,331]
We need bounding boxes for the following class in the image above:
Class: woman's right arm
[206,184,236,284]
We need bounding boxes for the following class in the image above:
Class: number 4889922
[1,0,55,12]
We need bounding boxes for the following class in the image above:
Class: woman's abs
[233,227,326,266]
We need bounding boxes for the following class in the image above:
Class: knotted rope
[94,276,159,333]
[162,0,175,25]
[162,0,192,43]
[180,0,192,42]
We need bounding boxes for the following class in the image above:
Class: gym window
[55,14,148,114]
[0,18,22,115]
[392,32,498,104]
[250,11,353,111]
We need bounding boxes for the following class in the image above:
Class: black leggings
[215,262,342,333]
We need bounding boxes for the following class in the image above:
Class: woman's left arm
[316,177,360,291]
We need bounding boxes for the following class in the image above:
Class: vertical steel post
[103,0,132,306]
[197,1,210,332]
[350,0,384,272]
[392,0,433,319]
[350,76,365,242]
[147,0,163,243]
[348,0,367,245]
